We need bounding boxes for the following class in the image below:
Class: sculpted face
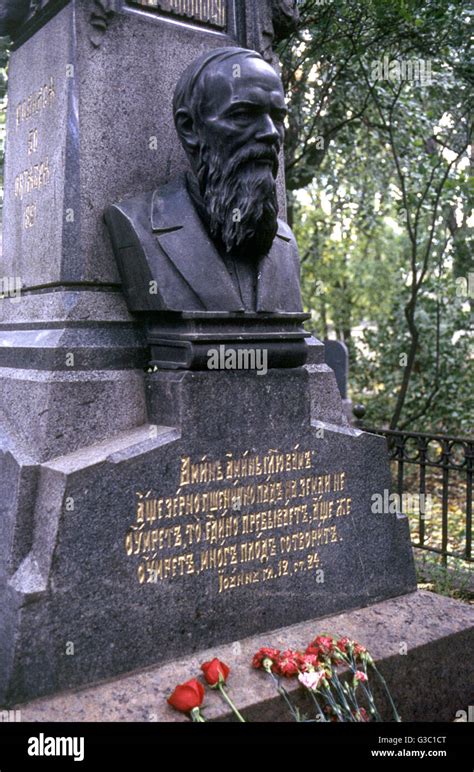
[177,54,288,259]
[197,56,287,178]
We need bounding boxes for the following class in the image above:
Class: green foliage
[350,273,473,433]
[417,554,474,604]
[280,0,473,433]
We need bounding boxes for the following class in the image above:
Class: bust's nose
[254,115,281,145]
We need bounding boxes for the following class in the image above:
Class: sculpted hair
[173,46,265,128]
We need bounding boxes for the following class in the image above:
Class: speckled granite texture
[13,591,474,722]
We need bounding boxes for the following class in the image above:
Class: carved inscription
[128,0,227,29]
[126,448,352,593]
[13,77,56,230]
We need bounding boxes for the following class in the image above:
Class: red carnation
[336,636,352,654]
[275,649,301,678]
[299,653,320,672]
[167,678,205,713]
[201,658,230,686]
[306,635,335,658]
[354,642,368,658]
[335,637,368,662]
[252,647,281,671]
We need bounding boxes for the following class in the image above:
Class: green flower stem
[320,684,348,722]
[330,672,357,718]
[371,664,402,722]
[217,683,246,723]
[346,684,363,717]
[307,689,328,722]
[269,672,301,722]
[357,681,382,722]
[339,659,376,721]
[190,707,206,722]
[328,682,353,720]
[322,656,358,721]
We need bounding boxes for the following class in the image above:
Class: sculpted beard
[197,141,279,258]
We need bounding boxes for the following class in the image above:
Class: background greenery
[279,0,472,434]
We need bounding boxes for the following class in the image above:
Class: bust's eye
[231,109,251,119]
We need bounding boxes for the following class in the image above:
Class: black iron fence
[365,428,473,566]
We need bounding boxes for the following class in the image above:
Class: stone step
[11,590,474,723]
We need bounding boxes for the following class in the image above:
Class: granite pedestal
[0,339,416,705]
[10,591,474,723]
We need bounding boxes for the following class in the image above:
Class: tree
[279,0,473,433]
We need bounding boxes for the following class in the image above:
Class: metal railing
[365,428,473,565]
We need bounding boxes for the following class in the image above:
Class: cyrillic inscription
[128,0,227,29]
[12,76,56,230]
[126,448,352,593]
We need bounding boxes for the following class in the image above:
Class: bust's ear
[175,108,200,154]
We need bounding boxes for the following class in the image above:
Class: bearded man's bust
[105,47,309,369]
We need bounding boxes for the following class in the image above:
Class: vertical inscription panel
[2,4,73,287]
[128,0,228,30]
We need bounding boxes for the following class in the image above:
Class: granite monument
[0,0,417,707]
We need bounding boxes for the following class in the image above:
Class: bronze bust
[105,47,309,368]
